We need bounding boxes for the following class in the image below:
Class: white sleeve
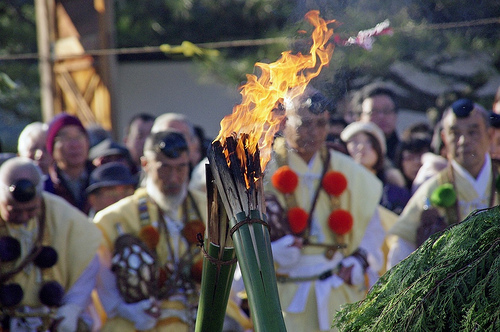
[387,236,416,270]
[62,254,99,308]
[55,254,100,332]
[358,208,385,273]
[95,247,123,316]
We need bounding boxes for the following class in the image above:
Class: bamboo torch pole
[207,136,286,331]
[195,166,238,332]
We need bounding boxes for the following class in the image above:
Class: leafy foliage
[333,206,500,332]
[0,1,41,151]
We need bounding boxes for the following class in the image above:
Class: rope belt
[276,265,341,283]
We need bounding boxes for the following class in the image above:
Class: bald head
[151,113,201,166]
[0,157,43,203]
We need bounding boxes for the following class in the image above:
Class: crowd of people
[1,82,499,332]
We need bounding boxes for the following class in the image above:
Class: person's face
[360,95,397,136]
[401,150,425,182]
[441,110,492,176]
[88,184,135,213]
[125,119,154,166]
[0,196,42,225]
[20,132,53,174]
[346,132,378,170]
[142,151,190,197]
[52,126,89,169]
[284,108,329,161]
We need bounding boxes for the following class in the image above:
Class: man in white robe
[388,99,497,268]
[265,86,385,332]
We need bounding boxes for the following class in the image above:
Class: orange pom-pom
[322,171,348,196]
[190,258,204,283]
[139,225,160,250]
[328,209,353,235]
[182,220,205,245]
[272,166,299,194]
[287,207,309,234]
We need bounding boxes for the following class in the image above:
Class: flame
[215,10,335,172]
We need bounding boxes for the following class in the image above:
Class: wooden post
[35,0,56,122]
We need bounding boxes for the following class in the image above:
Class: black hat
[144,131,188,159]
[451,98,475,118]
[86,162,137,194]
[89,138,130,161]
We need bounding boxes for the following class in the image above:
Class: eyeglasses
[8,179,37,202]
[347,139,373,150]
[296,118,328,129]
[54,133,87,144]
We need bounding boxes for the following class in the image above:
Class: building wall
[115,61,241,141]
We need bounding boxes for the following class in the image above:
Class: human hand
[338,256,364,285]
[55,303,82,332]
[117,298,159,331]
[271,235,302,268]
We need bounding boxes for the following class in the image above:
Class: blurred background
[1,0,499,151]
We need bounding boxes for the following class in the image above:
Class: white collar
[451,153,491,197]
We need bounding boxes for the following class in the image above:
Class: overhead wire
[0,16,499,62]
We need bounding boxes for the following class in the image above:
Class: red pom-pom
[272,166,299,194]
[328,209,353,235]
[322,171,348,196]
[287,207,309,234]
[182,220,206,245]
[139,225,160,250]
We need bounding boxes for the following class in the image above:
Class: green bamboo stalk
[230,210,286,331]
[195,240,237,332]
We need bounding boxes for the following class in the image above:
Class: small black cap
[146,131,188,159]
[307,92,332,115]
[451,98,475,118]
[9,179,37,202]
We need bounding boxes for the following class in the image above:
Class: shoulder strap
[304,147,331,238]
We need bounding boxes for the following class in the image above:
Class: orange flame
[215,10,335,171]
